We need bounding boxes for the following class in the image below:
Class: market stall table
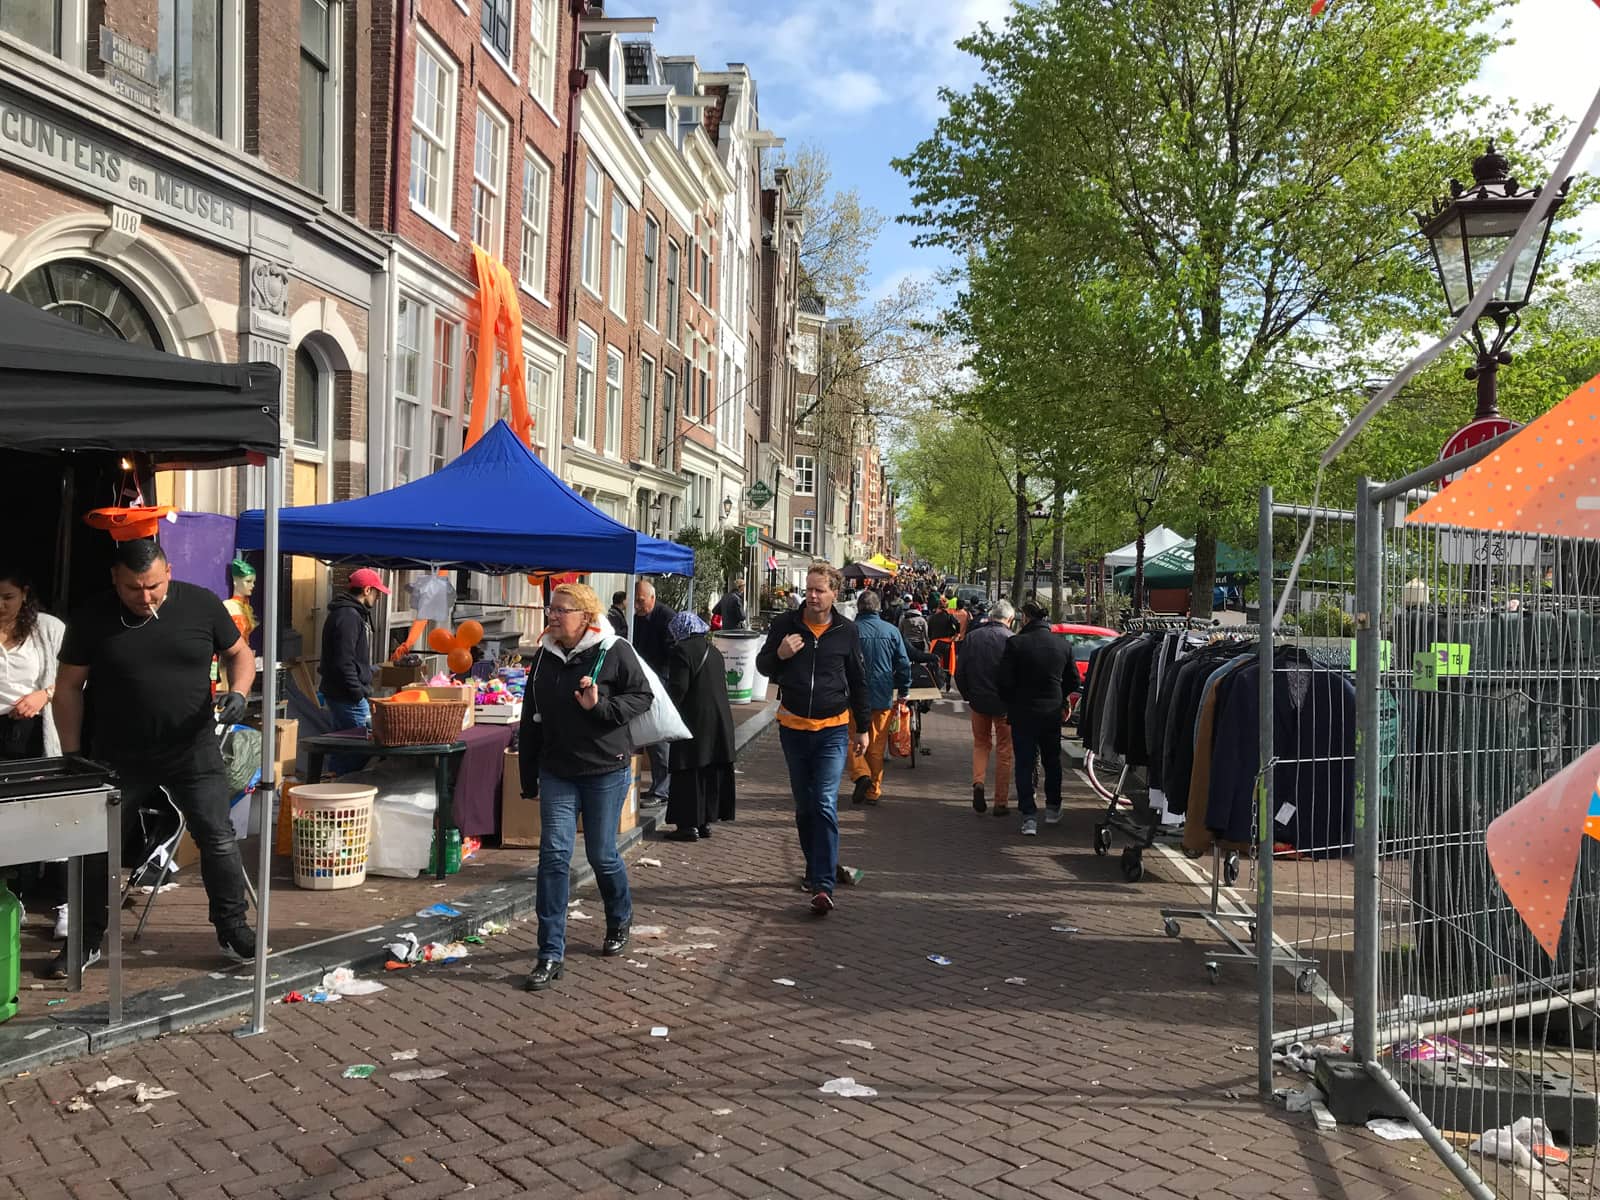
[301,734,466,880]
[0,756,122,1022]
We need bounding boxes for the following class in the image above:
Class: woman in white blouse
[0,566,63,760]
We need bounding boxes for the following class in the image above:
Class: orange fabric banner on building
[1407,371,1600,536]
[466,245,534,451]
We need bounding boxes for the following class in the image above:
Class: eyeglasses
[545,607,582,620]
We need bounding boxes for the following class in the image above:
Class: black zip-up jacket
[755,607,870,733]
[320,591,374,702]
[954,618,1013,716]
[518,633,654,785]
[995,618,1079,722]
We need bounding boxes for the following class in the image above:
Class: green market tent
[1114,539,1256,588]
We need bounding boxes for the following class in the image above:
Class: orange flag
[467,245,533,451]
[1407,371,1600,537]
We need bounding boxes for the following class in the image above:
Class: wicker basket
[370,698,470,746]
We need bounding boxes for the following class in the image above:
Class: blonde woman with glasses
[517,582,654,992]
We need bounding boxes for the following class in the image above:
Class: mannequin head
[230,558,257,598]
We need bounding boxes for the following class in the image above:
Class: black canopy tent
[0,289,284,1035]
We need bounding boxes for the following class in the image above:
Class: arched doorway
[11,260,164,348]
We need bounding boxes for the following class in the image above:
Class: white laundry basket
[290,783,376,890]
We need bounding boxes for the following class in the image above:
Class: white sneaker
[1020,818,1038,837]
[53,904,69,941]
[1044,807,1063,826]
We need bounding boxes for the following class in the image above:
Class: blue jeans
[779,724,849,895]
[1009,714,1062,818]
[324,697,371,776]
[535,765,634,961]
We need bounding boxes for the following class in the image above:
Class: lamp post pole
[994,523,1010,602]
[1028,501,1047,604]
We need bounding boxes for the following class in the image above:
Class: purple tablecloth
[453,724,515,836]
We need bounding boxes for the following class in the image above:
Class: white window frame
[608,193,628,320]
[471,96,509,257]
[665,239,681,345]
[642,216,659,330]
[408,29,458,231]
[793,517,814,556]
[523,353,553,456]
[575,324,597,446]
[429,313,460,473]
[299,0,341,202]
[795,329,818,375]
[659,369,677,470]
[794,454,816,496]
[518,148,550,300]
[604,345,623,458]
[796,392,817,435]
[686,234,697,296]
[639,353,656,466]
[580,161,602,296]
[394,296,426,485]
[527,0,557,113]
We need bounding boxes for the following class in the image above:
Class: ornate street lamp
[1129,460,1167,616]
[1418,142,1569,420]
[1028,500,1049,604]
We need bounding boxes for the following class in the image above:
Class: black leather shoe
[666,827,699,842]
[524,959,564,991]
[602,923,631,957]
[851,776,871,805]
[972,783,987,813]
[696,824,711,839]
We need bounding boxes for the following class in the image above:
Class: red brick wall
[383,0,569,349]
[244,0,300,176]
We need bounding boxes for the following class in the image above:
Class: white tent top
[1103,525,1187,567]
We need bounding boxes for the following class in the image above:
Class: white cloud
[813,69,889,114]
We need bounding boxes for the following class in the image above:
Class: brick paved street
[0,707,1461,1199]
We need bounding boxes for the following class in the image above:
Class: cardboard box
[422,685,475,729]
[501,750,540,847]
[474,699,522,725]
[500,749,640,844]
[273,718,298,770]
[174,831,200,869]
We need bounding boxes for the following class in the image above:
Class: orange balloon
[392,689,431,704]
[447,648,473,674]
[427,628,456,653]
[455,619,484,648]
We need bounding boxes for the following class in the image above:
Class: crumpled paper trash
[1470,1116,1569,1166]
[1279,1082,1325,1114]
[819,1077,878,1099]
[386,932,422,963]
[322,967,386,996]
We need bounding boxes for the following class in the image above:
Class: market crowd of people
[1,540,1081,996]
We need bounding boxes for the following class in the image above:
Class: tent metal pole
[238,453,280,1038]
[625,574,636,638]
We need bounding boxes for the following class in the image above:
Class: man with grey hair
[955,599,1015,814]
[844,588,911,806]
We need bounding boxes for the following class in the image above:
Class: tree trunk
[1051,476,1067,620]
[1011,470,1028,607]
[1190,520,1218,619]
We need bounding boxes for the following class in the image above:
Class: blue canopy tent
[237,420,692,576]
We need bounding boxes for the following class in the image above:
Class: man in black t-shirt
[53,539,257,977]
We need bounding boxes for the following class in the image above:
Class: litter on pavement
[638,858,664,867]
[390,1049,419,1061]
[386,932,422,963]
[1051,926,1081,934]
[927,955,953,966]
[322,967,386,996]
[1471,1117,1569,1166]
[417,902,462,917]
[342,1064,377,1080]
[1366,1118,1423,1141]
[773,978,797,987]
[838,1039,875,1050]
[134,1083,178,1103]
[1004,977,1027,985]
[477,921,509,936]
[571,909,592,920]
[633,925,668,938]
[819,1077,879,1099]
[650,1026,670,1038]
[392,1067,449,1082]
[85,1076,136,1094]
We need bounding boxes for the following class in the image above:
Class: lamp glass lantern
[1418,143,1565,319]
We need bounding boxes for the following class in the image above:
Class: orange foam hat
[84,505,179,542]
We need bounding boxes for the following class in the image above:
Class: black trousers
[1009,714,1063,818]
[84,758,250,942]
[0,713,43,759]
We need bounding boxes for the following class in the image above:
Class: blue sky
[647,0,1598,306]
[645,0,1009,302]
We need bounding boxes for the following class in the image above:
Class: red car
[1051,623,1119,683]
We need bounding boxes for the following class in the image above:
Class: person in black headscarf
[663,611,736,841]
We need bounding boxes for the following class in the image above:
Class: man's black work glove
[216,692,248,727]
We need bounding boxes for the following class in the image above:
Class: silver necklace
[120,605,160,629]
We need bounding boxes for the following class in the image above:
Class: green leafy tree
[897,0,1576,615]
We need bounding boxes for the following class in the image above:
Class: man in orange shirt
[756,563,869,915]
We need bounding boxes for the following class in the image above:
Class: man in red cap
[320,567,388,773]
